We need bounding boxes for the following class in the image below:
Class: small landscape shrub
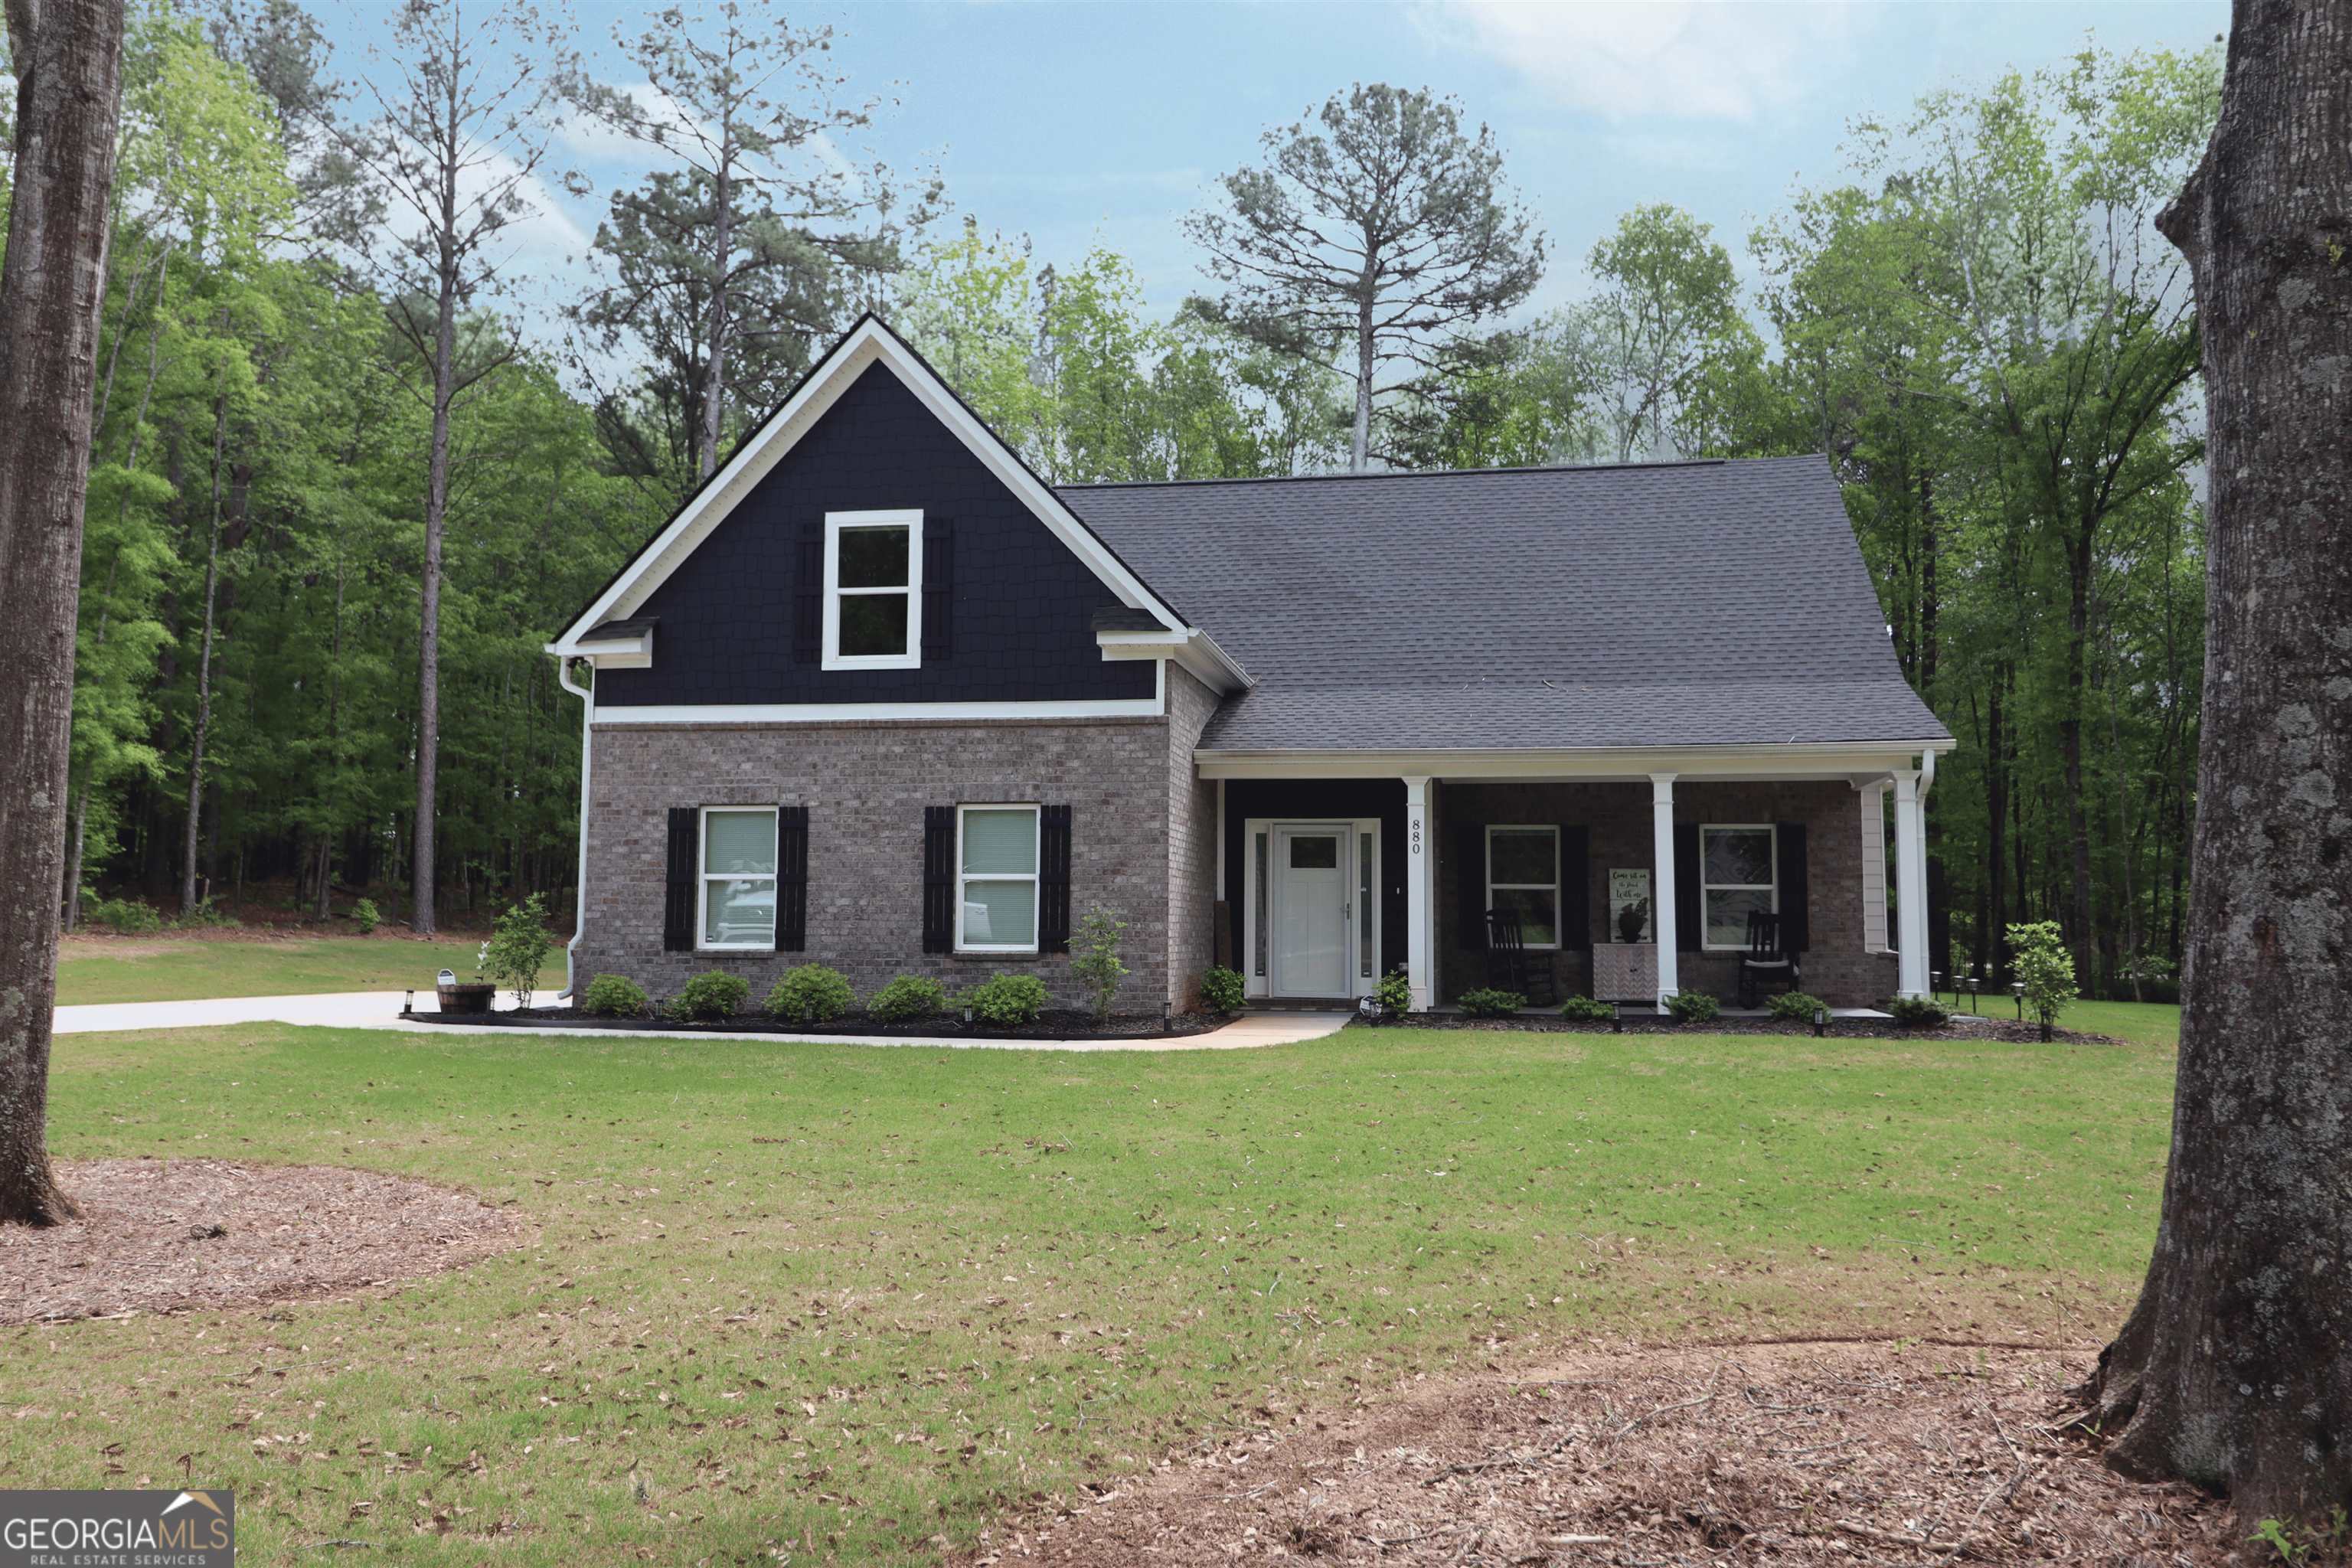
[2008,920,2077,1039]
[868,974,948,1023]
[484,893,554,1008]
[351,897,381,935]
[671,970,750,1021]
[1199,965,1246,1014]
[1457,987,1524,1018]
[1664,988,1721,1024]
[1072,907,1129,1024]
[583,973,649,1018]
[767,963,854,1025]
[965,972,1048,1027]
[87,896,162,935]
[1559,994,1615,1022]
[1886,995,1951,1028]
[1370,965,1413,1019]
[1767,991,1828,1024]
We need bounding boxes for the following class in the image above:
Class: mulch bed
[0,1158,530,1324]
[403,1005,1233,1041]
[1397,1015,2115,1045]
[965,1340,2243,1566]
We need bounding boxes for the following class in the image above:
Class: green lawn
[4,1018,2177,1565]
[55,933,485,1006]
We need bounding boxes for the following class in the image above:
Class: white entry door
[1273,824,1352,998]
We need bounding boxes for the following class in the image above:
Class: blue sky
[316,0,2228,357]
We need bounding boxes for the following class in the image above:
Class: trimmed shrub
[583,973,649,1018]
[766,964,854,1025]
[1664,989,1721,1024]
[1372,966,1413,1018]
[351,897,381,935]
[2008,920,2077,1039]
[869,975,949,1024]
[484,894,554,1008]
[87,897,162,935]
[1072,908,1129,1024]
[671,970,751,1021]
[1559,994,1615,1022]
[965,972,1048,1027]
[1767,991,1828,1023]
[1199,965,1246,1014]
[1886,994,1951,1028]
[1457,987,1525,1018]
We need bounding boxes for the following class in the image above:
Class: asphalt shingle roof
[1057,455,1949,753]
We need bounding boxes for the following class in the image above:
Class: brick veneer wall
[1163,666,1221,1011]
[577,714,1183,1010]
[1439,779,1896,1008]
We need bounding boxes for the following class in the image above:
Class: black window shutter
[1559,825,1590,948]
[663,807,697,952]
[1674,822,1702,953]
[793,519,822,664]
[1454,821,1485,940]
[922,807,954,953]
[778,805,809,952]
[1040,805,1073,952]
[1776,821,1810,952]
[922,518,953,660]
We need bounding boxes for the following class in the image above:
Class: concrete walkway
[53,990,1354,1052]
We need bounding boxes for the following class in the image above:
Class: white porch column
[1404,776,1434,1011]
[1650,772,1679,1012]
[1891,769,1930,997]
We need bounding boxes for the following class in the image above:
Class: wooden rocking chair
[1736,910,1801,1008]
[1484,910,1560,1007]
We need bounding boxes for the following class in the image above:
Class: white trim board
[550,315,1190,657]
[1196,742,1954,782]
[593,697,1167,726]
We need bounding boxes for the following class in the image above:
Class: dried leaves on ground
[0,1158,528,1323]
[969,1341,2250,1566]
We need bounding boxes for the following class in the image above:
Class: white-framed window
[822,508,923,670]
[1700,823,1777,951]
[1485,825,1560,949]
[957,804,1039,953]
[698,806,779,950]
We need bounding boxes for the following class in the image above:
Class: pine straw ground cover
[7,1014,2179,1565]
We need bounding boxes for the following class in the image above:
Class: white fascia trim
[1095,627,1253,694]
[567,629,652,669]
[594,697,1166,725]
[550,318,1187,652]
[1195,740,1953,781]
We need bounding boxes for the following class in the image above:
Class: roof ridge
[1056,454,1830,492]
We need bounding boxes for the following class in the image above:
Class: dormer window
[822,509,923,670]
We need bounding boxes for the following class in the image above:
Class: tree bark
[0,0,129,1227]
[411,60,462,939]
[180,386,229,913]
[2088,0,2352,1524]
[1351,293,1374,472]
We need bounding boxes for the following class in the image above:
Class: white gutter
[554,654,593,998]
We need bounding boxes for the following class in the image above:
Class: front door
[1273,824,1351,997]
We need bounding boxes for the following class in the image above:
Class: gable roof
[550,313,1199,656]
[1059,455,1952,754]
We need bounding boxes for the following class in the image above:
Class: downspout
[555,655,593,998]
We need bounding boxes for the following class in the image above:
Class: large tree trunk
[698,142,734,482]
[2059,528,2098,994]
[1350,296,1374,472]
[0,0,129,1227]
[2087,0,2352,1524]
[180,387,228,913]
[412,86,462,939]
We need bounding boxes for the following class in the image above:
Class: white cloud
[1416,1,1870,122]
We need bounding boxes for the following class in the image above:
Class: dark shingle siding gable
[594,364,1152,707]
[1059,455,1949,750]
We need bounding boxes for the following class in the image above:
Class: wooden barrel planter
[436,982,497,1014]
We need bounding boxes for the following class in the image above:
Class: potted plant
[1615,897,1650,946]
[436,943,498,1014]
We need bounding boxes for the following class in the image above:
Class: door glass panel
[1359,833,1375,978]
[1253,831,1269,976]
[1289,835,1338,870]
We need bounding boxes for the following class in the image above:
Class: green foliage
[1559,994,1616,1022]
[1071,908,1129,1024]
[1886,995,1952,1028]
[1199,965,1246,1014]
[1456,987,1524,1018]
[87,896,163,936]
[350,897,381,935]
[583,973,649,1018]
[964,973,1048,1027]
[2009,921,2078,1034]
[1372,966,1413,1018]
[671,971,751,1022]
[1664,989,1722,1024]
[1768,991,1828,1023]
[766,964,855,1027]
[172,897,240,930]
[482,894,554,1008]
[868,975,949,1024]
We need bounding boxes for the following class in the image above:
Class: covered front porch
[1206,746,1942,1013]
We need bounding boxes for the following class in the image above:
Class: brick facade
[577,713,1184,1011]
[1163,667,1222,1011]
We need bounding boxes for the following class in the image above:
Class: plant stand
[1592,942,1657,1004]
[436,982,496,1015]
